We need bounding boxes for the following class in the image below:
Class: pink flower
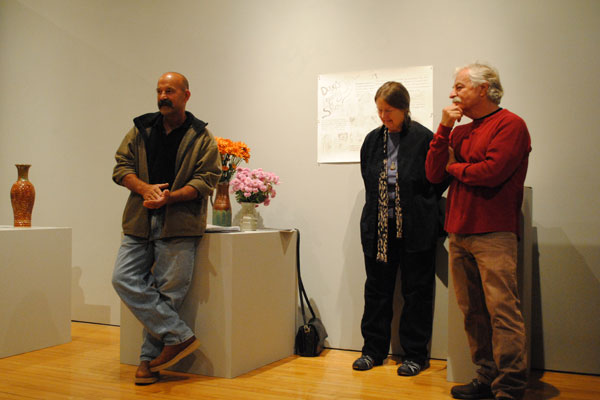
[229,167,280,206]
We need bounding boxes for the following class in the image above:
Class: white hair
[456,63,504,105]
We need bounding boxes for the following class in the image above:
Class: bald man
[112,72,221,385]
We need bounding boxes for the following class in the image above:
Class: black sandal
[352,354,381,370]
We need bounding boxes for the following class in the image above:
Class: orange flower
[214,137,251,182]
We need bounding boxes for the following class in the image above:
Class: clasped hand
[142,183,170,209]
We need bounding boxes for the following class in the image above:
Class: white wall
[1,0,598,374]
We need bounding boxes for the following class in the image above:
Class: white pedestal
[447,187,533,382]
[120,229,297,378]
[0,226,72,358]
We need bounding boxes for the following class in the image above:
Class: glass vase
[239,202,258,231]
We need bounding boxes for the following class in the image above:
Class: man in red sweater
[425,63,531,400]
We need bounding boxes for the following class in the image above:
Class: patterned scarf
[376,127,403,263]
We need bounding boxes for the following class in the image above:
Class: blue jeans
[112,212,198,361]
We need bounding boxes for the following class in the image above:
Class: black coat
[360,122,446,256]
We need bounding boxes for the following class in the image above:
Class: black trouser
[360,231,436,364]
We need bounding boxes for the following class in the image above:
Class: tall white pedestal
[120,229,297,378]
[447,187,533,382]
[0,226,72,358]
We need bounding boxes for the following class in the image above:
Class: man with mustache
[112,72,221,385]
[425,64,531,400]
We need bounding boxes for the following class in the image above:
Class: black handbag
[294,229,328,357]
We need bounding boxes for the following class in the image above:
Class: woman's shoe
[397,359,429,376]
[352,354,382,370]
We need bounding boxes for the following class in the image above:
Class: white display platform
[0,226,72,358]
[120,229,297,378]
[447,187,533,382]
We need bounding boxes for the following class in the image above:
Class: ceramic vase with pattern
[10,164,36,227]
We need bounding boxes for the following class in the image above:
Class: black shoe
[352,354,382,371]
[397,359,429,376]
[451,379,493,399]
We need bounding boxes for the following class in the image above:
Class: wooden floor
[0,323,598,399]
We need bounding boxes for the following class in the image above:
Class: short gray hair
[456,63,504,105]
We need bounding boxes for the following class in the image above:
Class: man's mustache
[158,99,173,108]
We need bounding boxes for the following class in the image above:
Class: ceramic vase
[212,181,232,226]
[10,164,36,227]
[239,202,258,231]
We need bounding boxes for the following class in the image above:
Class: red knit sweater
[425,109,531,235]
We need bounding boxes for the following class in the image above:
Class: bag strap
[295,228,316,324]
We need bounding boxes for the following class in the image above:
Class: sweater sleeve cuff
[446,162,464,179]
[436,124,452,138]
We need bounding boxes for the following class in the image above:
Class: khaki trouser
[449,232,528,400]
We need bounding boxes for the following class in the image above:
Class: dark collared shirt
[146,113,192,187]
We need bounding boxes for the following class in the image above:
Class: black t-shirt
[146,113,192,187]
